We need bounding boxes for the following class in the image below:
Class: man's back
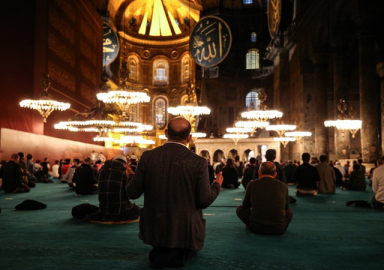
[242,164,257,189]
[245,177,289,232]
[295,163,320,190]
[1,161,21,192]
[98,160,132,215]
[316,163,336,193]
[128,142,220,250]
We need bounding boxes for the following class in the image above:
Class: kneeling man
[236,161,293,235]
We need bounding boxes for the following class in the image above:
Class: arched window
[243,0,253,4]
[153,59,169,86]
[181,55,190,84]
[246,90,260,110]
[251,32,257,43]
[128,57,138,82]
[246,49,259,70]
[153,96,167,129]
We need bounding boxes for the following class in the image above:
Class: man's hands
[124,164,134,176]
[214,172,223,186]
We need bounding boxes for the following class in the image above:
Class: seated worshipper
[41,158,50,177]
[83,155,141,223]
[342,164,366,191]
[99,152,106,164]
[63,159,80,187]
[358,158,366,175]
[237,161,244,179]
[50,160,60,179]
[294,153,320,196]
[283,160,297,185]
[371,156,384,209]
[1,154,30,193]
[215,158,226,175]
[236,162,293,235]
[18,152,35,188]
[330,161,343,186]
[221,158,240,188]
[26,154,38,183]
[72,157,98,195]
[253,149,286,183]
[60,159,71,179]
[316,155,336,194]
[127,117,223,268]
[92,160,102,179]
[242,157,258,190]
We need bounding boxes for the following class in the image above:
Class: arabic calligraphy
[190,16,232,68]
[103,23,119,66]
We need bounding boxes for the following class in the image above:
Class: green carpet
[1,180,383,270]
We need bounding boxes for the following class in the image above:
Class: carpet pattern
[0,179,383,270]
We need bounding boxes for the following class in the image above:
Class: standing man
[90,150,98,164]
[316,155,336,194]
[236,162,293,235]
[127,117,223,268]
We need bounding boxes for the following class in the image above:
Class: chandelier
[223,127,253,145]
[224,133,249,145]
[241,88,282,123]
[20,74,70,123]
[274,137,296,148]
[235,120,270,131]
[324,99,362,138]
[266,124,296,137]
[168,81,210,138]
[284,131,312,141]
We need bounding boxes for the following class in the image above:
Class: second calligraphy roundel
[189,16,232,68]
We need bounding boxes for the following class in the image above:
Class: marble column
[359,29,380,162]
[333,51,350,159]
[276,49,291,162]
[313,63,328,157]
[300,60,316,157]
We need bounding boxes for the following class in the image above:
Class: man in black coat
[127,117,223,268]
[242,157,257,189]
[294,153,320,196]
[72,157,97,195]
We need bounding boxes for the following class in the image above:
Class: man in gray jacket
[127,117,223,268]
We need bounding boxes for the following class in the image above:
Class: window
[181,55,190,84]
[251,32,257,43]
[246,90,260,110]
[243,0,253,4]
[153,59,168,85]
[128,58,137,82]
[246,49,259,70]
[154,96,167,129]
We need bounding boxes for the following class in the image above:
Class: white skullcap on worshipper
[114,155,127,163]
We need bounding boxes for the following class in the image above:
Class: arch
[246,48,259,70]
[251,31,257,43]
[200,150,211,161]
[213,149,225,163]
[227,149,239,161]
[127,54,140,82]
[152,95,168,129]
[243,149,255,162]
[245,89,260,110]
[153,57,169,86]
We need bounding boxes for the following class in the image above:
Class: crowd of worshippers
[1,116,384,269]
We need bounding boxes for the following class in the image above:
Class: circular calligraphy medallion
[103,23,120,66]
[189,16,232,68]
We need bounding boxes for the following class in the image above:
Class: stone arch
[200,149,211,162]
[213,149,225,163]
[227,149,239,161]
[243,149,255,162]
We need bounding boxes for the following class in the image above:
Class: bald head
[258,161,277,178]
[166,117,192,142]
